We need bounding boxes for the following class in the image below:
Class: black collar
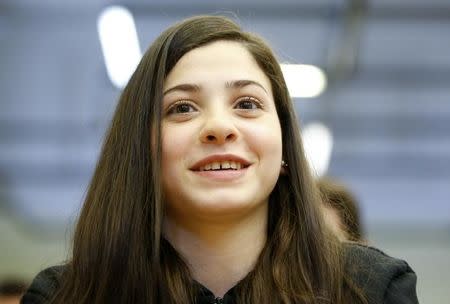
[195,281,237,304]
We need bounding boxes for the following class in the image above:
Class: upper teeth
[199,161,242,171]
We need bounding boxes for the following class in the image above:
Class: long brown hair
[51,15,366,304]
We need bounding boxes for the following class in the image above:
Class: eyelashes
[166,100,197,115]
[165,96,264,116]
[234,96,264,110]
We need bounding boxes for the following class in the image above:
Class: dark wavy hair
[51,15,366,304]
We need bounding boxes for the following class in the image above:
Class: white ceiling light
[96,9,326,96]
[302,122,333,177]
[97,6,142,89]
[280,64,327,98]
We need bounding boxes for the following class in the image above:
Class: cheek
[242,118,282,159]
[161,125,192,171]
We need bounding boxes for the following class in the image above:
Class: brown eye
[167,101,197,115]
[235,97,262,110]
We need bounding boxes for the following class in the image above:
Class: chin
[191,195,267,215]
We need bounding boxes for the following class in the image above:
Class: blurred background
[1,0,449,303]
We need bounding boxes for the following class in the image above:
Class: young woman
[22,15,418,304]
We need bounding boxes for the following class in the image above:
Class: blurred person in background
[0,278,27,304]
[317,176,365,243]
[21,15,418,304]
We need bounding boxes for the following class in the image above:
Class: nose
[199,113,238,145]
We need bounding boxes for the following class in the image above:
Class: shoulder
[21,265,65,304]
[343,242,419,304]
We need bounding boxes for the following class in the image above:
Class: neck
[163,204,268,298]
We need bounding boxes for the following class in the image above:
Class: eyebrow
[163,83,201,96]
[163,79,268,96]
[225,80,268,94]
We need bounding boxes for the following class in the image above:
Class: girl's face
[161,40,282,223]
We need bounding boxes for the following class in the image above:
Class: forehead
[164,40,272,92]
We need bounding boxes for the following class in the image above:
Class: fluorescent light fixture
[302,122,333,177]
[96,9,326,95]
[97,6,142,89]
[280,64,327,98]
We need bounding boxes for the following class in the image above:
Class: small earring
[281,160,288,168]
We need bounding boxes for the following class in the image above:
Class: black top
[21,243,419,304]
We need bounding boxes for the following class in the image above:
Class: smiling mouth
[194,161,250,171]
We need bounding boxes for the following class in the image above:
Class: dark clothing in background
[21,243,418,304]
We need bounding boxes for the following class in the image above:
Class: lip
[192,168,249,181]
[190,154,252,171]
